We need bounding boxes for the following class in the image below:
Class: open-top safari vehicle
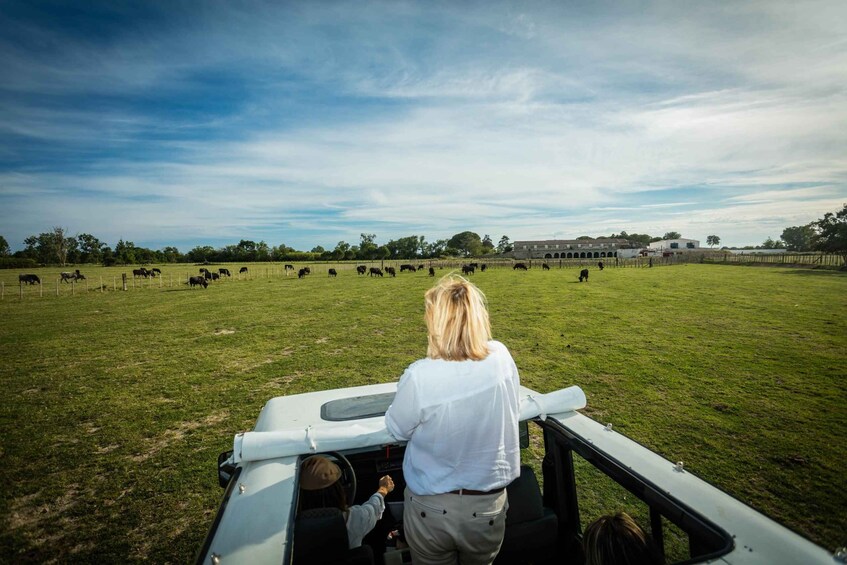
[196,383,838,565]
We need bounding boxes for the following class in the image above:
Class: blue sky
[1,0,845,252]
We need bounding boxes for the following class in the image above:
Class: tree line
[1,204,843,267]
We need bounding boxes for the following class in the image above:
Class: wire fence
[2,253,842,300]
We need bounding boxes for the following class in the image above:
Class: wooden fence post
[122,273,128,291]
[71,279,75,296]
[100,276,104,293]
[56,279,59,296]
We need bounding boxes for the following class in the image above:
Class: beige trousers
[403,487,509,565]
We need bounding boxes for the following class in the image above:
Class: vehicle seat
[293,507,374,565]
[494,465,559,565]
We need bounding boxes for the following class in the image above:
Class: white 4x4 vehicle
[196,383,837,565]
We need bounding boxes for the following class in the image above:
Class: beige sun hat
[300,456,342,490]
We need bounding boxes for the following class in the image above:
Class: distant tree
[497,235,512,254]
[481,234,495,253]
[114,239,138,264]
[311,245,325,254]
[0,235,10,257]
[663,231,681,240]
[447,231,483,256]
[47,226,73,266]
[376,245,391,260]
[425,239,448,257]
[780,224,816,252]
[77,233,106,264]
[761,237,784,249]
[813,203,847,264]
[333,241,350,260]
[160,246,182,263]
[186,245,216,263]
[576,236,594,240]
[386,235,423,259]
[359,233,378,259]
[706,235,721,248]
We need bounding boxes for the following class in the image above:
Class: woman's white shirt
[385,340,521,496]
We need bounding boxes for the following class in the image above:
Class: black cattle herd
[17,260,606,290]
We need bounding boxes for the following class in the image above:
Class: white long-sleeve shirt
[385,340,521,496]
[344,492,385,548]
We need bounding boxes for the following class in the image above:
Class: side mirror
[218,450,236,488]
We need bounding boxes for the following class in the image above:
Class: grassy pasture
[0,263,845,562]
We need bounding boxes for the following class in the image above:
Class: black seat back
[294,507,374,565]
[495,465,559,565]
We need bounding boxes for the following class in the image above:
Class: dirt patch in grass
[214,328,236,335]
[8,484,89,554]
[129,412,229,463]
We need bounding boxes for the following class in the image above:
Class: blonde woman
[385,275,521,565]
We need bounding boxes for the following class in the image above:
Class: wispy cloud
[0,0,845,251]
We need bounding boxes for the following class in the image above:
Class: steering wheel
[322,451,357,504]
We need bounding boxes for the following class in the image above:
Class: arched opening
[544,253,552,259]
[600,252,606,257]
[580,252,586,258]
[554,253,559,258]
[593,252,600,258]
[566,252,573,258]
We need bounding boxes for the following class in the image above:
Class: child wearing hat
[298,455,395,548]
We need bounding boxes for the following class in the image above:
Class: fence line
[3,255,843,300]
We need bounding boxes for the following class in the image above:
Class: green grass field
[1,263,845,562]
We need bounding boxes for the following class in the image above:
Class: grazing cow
[304,267,311,275]
[428,267,435,277]
[328,268,337,277]
[133,268,150,278]
[199,268,209,274]
[219,268,231,277]
[598,261,604,271]
[151,268,161,276]
[418,264,425,271]
[203,270,212,280]
[579,269,589,282]
[74,271,86,280]
[60,271,75,282]
[239,267,248,274]
[298,268,308,278]
[369,267,383,277]
[386,267,396,277]
[469,262,479,269]
[19,274,40,285]
[400,264,417,272]
[356,265,367,275]
[480,264,487,272]
[542,263,550,271]
[462,265,475,275]
[189,275,208,289]
[513,263,528,271]
[209,272,220,281]
[284,264,294,272]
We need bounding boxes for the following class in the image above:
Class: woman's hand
[377,475,395,497]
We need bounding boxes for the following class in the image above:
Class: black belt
[447,487,505,496]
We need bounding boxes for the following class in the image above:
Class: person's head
[298,455,348,512]
[583,512,657,565]
[424,275,491,361]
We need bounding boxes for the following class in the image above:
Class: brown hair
[424,275,491,361]
[298,480,349,513]
[583,512,658,565]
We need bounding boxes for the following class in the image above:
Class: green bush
[0,257,38,269]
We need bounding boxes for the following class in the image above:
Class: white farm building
[647,238,701,252]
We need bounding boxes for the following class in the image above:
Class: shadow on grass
[777,268,847,277]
